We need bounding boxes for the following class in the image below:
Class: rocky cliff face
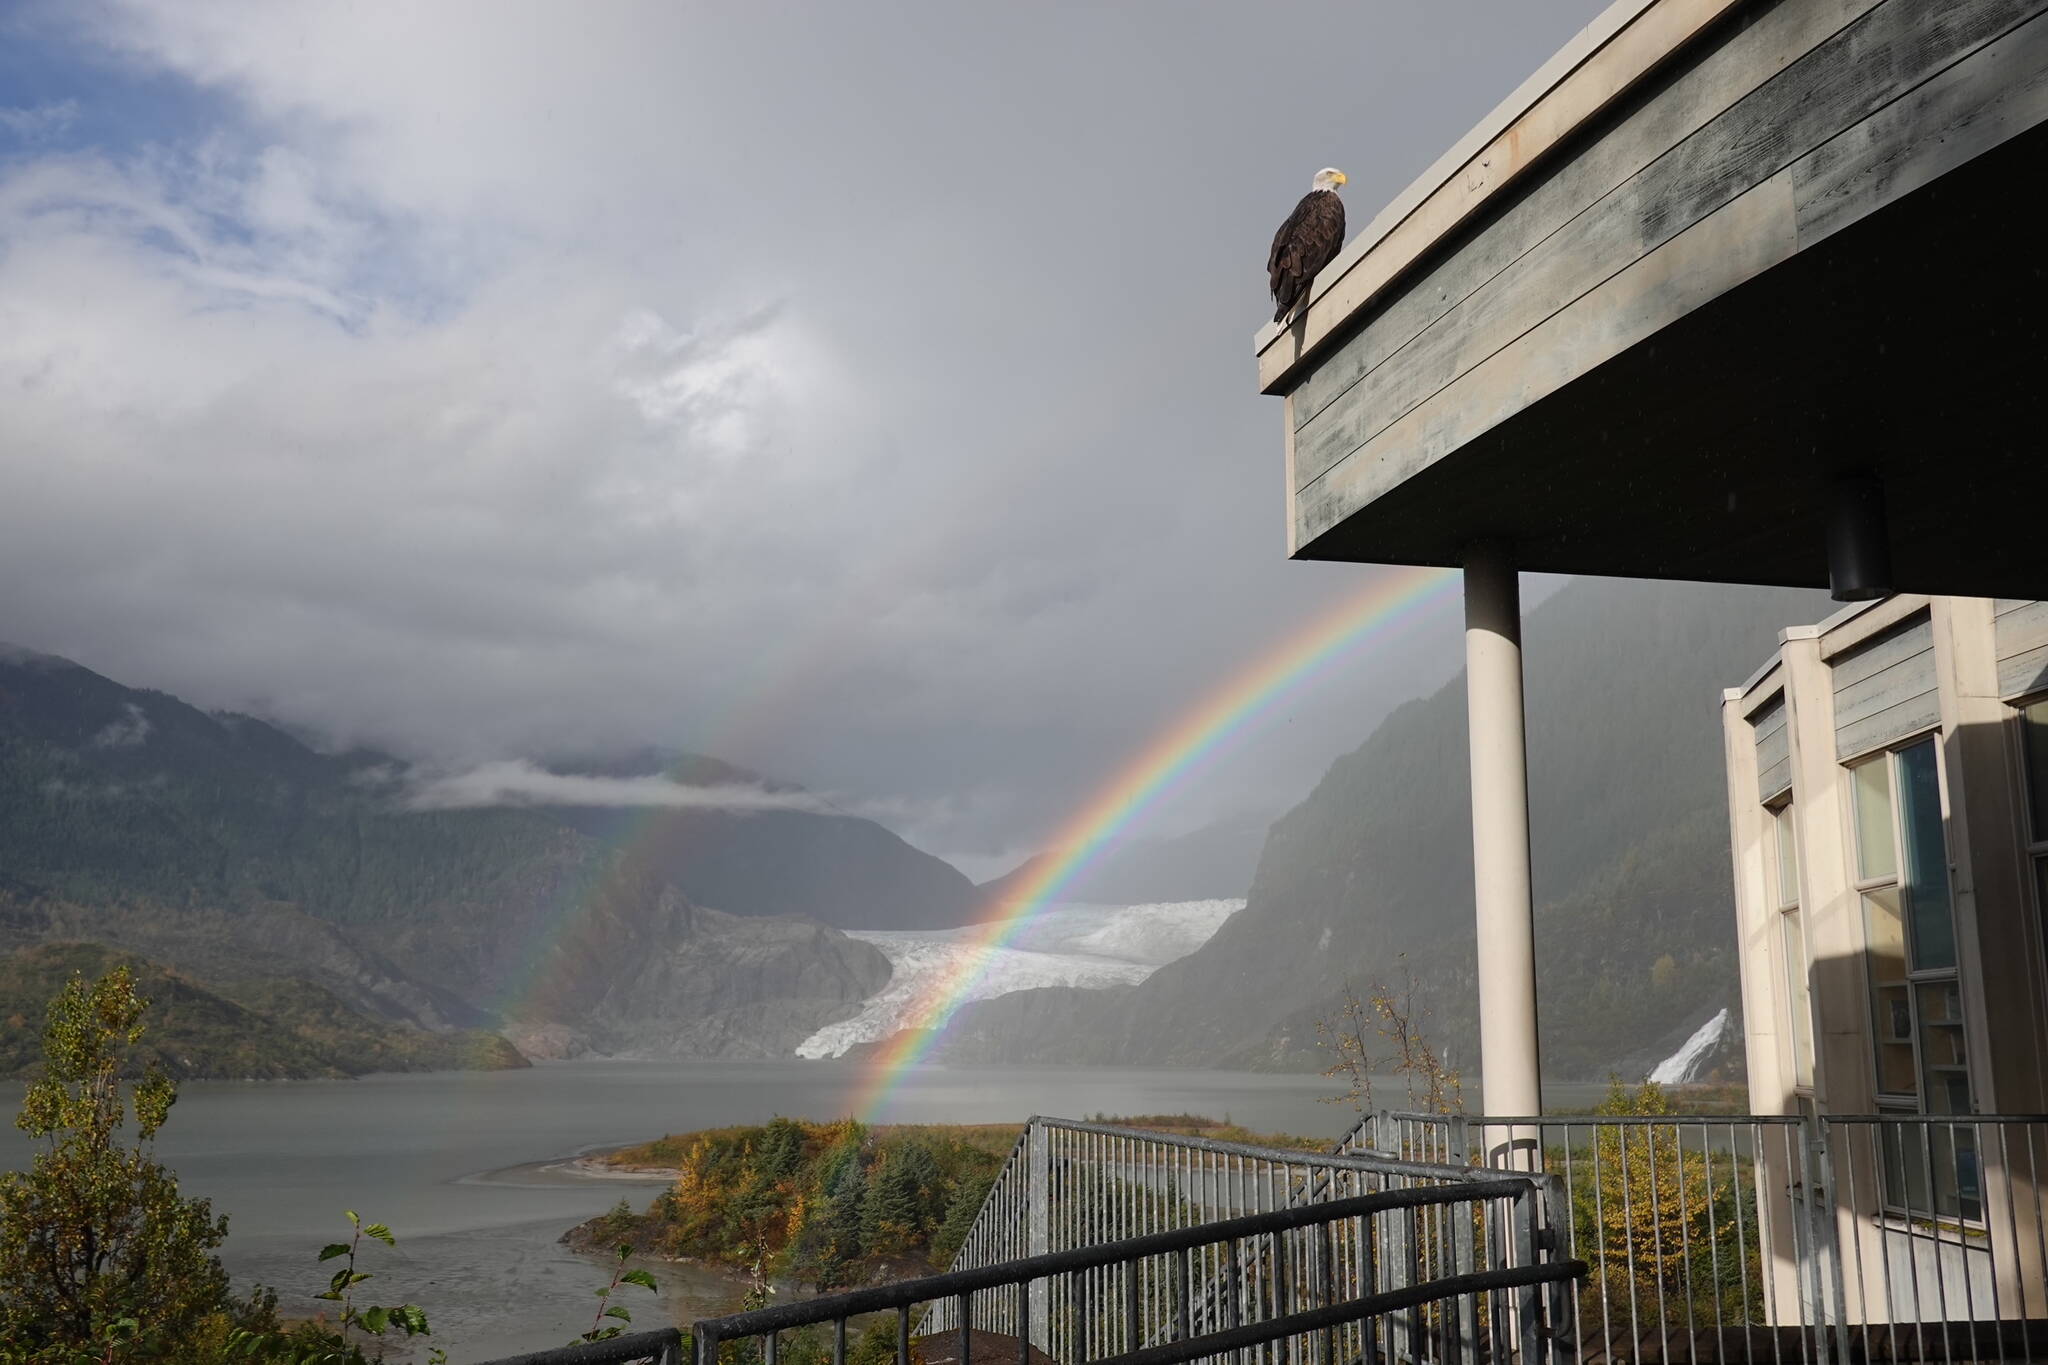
[499,864,892,1058]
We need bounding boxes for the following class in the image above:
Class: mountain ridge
[916,578,1828,1082]
[0,644,963,1065]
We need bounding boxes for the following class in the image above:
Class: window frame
[2009,693,2048,1011]
[1845,732,1971,1113]
[1845,730,1981,1223]
[1767,798,1815,1094]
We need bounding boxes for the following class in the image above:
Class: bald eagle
[1268,168,1347,324]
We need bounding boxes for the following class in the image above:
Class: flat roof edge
[1254,0,1740,393]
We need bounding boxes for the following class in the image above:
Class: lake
[0,1060,1381,1360]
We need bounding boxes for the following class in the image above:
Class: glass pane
[1897,739,1957,971]
[1864,886,1917,1097]
[2039,857,2048,985]
[1916,979,1972,1114]
[1773,804,1800,909]
[2024,700,2048,842]
[1879,1117,1978,1222]
[1879,1112,1931,1214]
[1783,908,1814,1088]
[1852,758,1897,882]
[1940,1123,1983,1223]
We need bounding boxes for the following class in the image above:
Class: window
[1770,802,1814,1090]
[1850,735,1978,1219]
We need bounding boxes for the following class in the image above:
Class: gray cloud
[90,701,152,749]
[400,761,840,814]
[1,0,1603,868]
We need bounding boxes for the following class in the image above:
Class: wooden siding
[1832,614,1938,760]
[1253,0,1739,390]
[1752,694,1791,803]
[1288,0,2048,550]
[1994,599,2048,701]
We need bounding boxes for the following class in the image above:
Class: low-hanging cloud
[90,702,152,749]
[401,760,840,814]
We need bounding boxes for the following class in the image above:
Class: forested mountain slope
[925,579,1828,1082]
[0,644,923,1061]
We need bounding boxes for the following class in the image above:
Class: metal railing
[924,1116,1573,1365]
[1355,1110,2048,1364]
[470,1111,2048,1365]
[477,1327,683,1365]
[1822,1115,2048,1361]
[688,1180,1581,1365]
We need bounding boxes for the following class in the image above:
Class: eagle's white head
[1312,167,1349,193]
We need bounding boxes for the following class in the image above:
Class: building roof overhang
[1262,0,2048,600]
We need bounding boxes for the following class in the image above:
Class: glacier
[794,899,1242,1059]
[1646,1007,1731,1086]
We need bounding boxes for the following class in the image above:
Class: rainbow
[852,564,1459,1116]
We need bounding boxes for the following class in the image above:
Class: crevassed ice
[1646,1006,1731,1086]
[795,899,1242,1059]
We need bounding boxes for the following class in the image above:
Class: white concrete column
[1464,546,1543,1131]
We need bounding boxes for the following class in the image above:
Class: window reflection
[1854,758,1897,881]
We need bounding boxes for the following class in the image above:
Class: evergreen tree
[861,1142,940,1253]
[931,1172,992,1266]
[755,1117,807,1185]
[808,1156,868,1290]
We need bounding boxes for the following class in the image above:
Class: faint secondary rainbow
[852,564,1459,1116]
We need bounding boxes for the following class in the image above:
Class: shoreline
[460,1144,678,1189]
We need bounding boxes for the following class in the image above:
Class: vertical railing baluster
[2015,1129,2048,1358]
[1998,1124,2027,1348]
[1642,1119,1670,1365]
[1177,1244,1193,1344]
[1919,1122,1952,1365]
[1959,1121,1983,1332]
[1125,1256,1142,1356]
[2032,1127,2048,1365]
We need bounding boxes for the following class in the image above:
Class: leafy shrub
[0,965,275,1361]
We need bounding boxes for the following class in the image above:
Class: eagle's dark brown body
[1267,189,1346,323]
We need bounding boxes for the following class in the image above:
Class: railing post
[1790,1114,1834,1364]
[1027,1119,1051,1353]
[1538,1174,1572,1365]
[1384,1206,1414,1365]
[1514,1186,1542,1365]
[1809,1115,1851,1364]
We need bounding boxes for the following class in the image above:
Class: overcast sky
[0,0,1606,875]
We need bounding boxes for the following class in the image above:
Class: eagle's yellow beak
[1334,171,1349,185]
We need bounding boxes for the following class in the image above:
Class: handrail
[694,1178,1541,1345]
[1039,1115,1488,1182]
[1094,1260,1588,1365]
[476,1327,682,1365]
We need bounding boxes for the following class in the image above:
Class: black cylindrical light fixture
[1826,474,1893,602]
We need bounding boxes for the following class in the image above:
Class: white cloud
[0,100,80,142]
[401,760,836,813]
[90,702,152,749]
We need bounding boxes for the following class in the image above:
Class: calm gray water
[0,1060,1374,1360]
